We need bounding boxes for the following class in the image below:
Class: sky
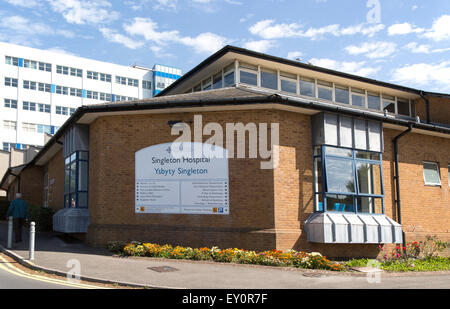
[1,0,449,92]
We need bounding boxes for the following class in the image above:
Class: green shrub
[27,205,54,231]
[106,241,127,254]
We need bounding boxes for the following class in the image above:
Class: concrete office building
[1,46,449,258]
[0,42,182,151]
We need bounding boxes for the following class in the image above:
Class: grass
[345,257,450,272]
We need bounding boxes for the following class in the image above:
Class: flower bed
[107,241,344,271]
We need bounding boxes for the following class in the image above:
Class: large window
[239,63,258,86]
[64,151,89,209]
[423,161,441,186]
[314,146,384,214]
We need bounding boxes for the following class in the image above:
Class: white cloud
[242,40,274,53]
[391,61,450,91]
[124,17,179,45]
[249,19,301,39]
[287,51,304,60]
[99,28,145,49]
[345,41,397,58]
[4,0,39,7]
[240,13,254,23]
[422,14,450,41]
[123,17,228,54]
[387,22,424,35]
[249,19,385,40]
[179,32,229,54]
[46,0,119,25]
[0,15,52,35]
[405,42,450,54]
[308,58,380,77]
[153,0,178,10]
[340,23,385,37]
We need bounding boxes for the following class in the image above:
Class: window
[317,80,333,101]
[23,80,36,90]
[314,145,384,214]
[38,82,51,93]
[116,76,127,85]
[100,73,111,82]
[64,151,89,209]
[5,56,18,66]
[39,62,51,72]
[56,86,68,95]
[260,69,277,90]
[397,99,411,117]
[38,103,51,113]
[37,124,52,134]
[239,63,258,86]
[70,108,76,115]
[351,88,365,107]
[3,120,17,130]
[70,68,82,77]
[142,80,152,90]
[335,85,349,104]
[423,162,441,186]
[23,101,36,111]
[4,99,18,109]
[212,72,223,89]
[367,92,381,110]
[22,122,37,133]
[382,95,396,114]
[280,72,297,94]
[56,106,69,115]
[202,77,212,91]
[24,59,37,69]
[223,64,235,87]
[5,77,18,87]
[3,142,17,152]
[300,77,315,97]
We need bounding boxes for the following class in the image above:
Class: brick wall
[47,149,65,212]
[415,96,450,126]
[6,108,449,258]
[87,111,278,250]
[85,109,449,258]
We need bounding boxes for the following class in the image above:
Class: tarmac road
[0,254,102,289]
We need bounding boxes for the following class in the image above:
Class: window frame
[313,145,385,214]
[423,161,441,186]
[64,151,89,209]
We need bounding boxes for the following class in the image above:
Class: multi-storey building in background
[0,42,182,151]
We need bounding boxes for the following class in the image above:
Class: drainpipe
[393,124,412,249]
[419,91,430,124]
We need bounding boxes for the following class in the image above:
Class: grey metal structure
[53,208,90,233]
[304,212,403,244]
[53,124,90,233]
[62,125,89,158]
[311,112,384,152]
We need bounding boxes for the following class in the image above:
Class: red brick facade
[6,107,450,258]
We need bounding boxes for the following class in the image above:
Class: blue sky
[1,0,449,92]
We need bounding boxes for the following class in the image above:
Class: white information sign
[135,142,229,215]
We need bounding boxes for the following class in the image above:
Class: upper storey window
[187,60,415,118]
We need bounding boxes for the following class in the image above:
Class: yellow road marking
[0,255,109,289]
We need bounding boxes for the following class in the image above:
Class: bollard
[29,222,35,261]
[7,216,13,249]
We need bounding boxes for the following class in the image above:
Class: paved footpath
[0,221,449,289]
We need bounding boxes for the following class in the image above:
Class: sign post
[135,142,229,215]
